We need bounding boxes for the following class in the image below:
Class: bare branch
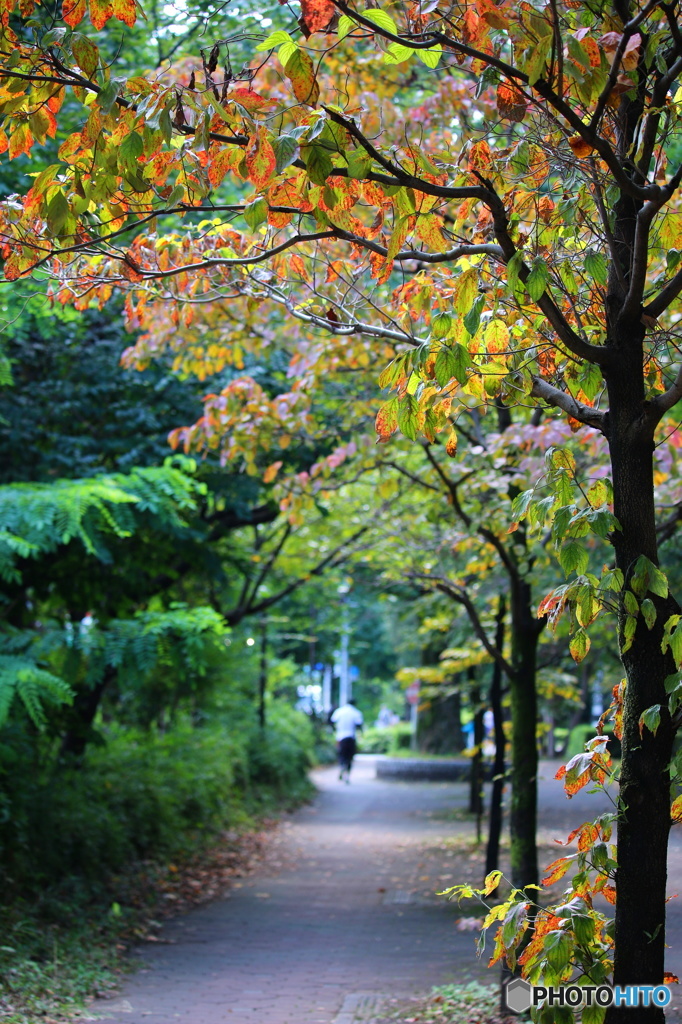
[410,572,515,680]
[531,377,608,432]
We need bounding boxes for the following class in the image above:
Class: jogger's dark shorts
[338,736,357,768]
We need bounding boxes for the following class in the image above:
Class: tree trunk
[509,578,541,891]
[60,665,116,760]
[469,672,484,819]
[604,357,676,1023]
[485,597,506,882]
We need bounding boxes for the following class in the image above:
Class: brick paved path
[90,758,682,1024]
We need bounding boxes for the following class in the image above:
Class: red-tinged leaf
[62,0,86,25]
[300,0,335,34]
[111,0,137,26]
[263,461,283,484]
[664,973,679,984]
[283,47,320,106]
[207,147,234,188]
[541,856,574,887]
[0,128,8,155]
[561,752,593,796]
[468,140,491,172]
[671,795,682,823]
[8,122,33,160]
[89,0,113,31]
[376,397,399,442]
[230,87,272,114]
[496,83,526,122]
[246,127,276,190]
[554,764,567,781]
[577,822,599,852]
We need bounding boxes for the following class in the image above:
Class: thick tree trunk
[605,357,676,1023]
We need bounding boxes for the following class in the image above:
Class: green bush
[0,707,315,897]
[360,722,412,754]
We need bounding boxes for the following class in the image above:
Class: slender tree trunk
[605,357,676,1023]
[485,597,506,881]
[469,672,484,820]
[509,579,541,891]
[60,665,116,760]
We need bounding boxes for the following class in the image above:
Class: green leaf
[584,250,608,286]
[243,197,267,231]
[631,555,668,598]
[463,295,485,336]
[397,395,419,440]
[97,80,121,115]
[431,312,452,339]
[304,144,333,185]
[363,8,398,34]
[623,590,639,616]
[570,628,590,663]
[526,257,550,301]
[272,134,300,174]
[416,44,442,68]
[639,704,661,737]
[641,598,656,630]
[337,14,355,39]
[346,148,372,179]
[383,41,413,64]
[47,190,69,236]
[255,29,293,51]
[559,540,588,576]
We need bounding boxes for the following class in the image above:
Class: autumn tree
[4,0,682,1015]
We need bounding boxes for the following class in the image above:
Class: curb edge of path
[333,993,385,1024]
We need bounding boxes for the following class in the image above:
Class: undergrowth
[0,705,315,1022]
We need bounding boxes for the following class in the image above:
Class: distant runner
[331,698,364,783]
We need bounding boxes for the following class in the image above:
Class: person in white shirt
[330,699,364,782]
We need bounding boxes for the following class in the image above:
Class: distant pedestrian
[331,698,363,782]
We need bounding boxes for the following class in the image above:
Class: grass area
[383,982,514,1024]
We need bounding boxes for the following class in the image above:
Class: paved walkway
[90,757,682,1024]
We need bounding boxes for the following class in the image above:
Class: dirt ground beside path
[88,757,682,1024]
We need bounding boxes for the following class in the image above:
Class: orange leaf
[263,461,283,484]
[300,0,335,34]
[8,122,33,160]
[89,0,113,29]
[375,398,399,442]
[62,0,86,26]
[541,856,574,887]
[468,140,491,172]
[496,83,526,122]
[671,795,682,823]
[245,127,276,190]
[568,136,594,159]
[602,884,617,905]
[445,429,458,457]
[111,0,136,26]
[664,973,679,984]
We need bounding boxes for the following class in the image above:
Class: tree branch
[530,377,608,432]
